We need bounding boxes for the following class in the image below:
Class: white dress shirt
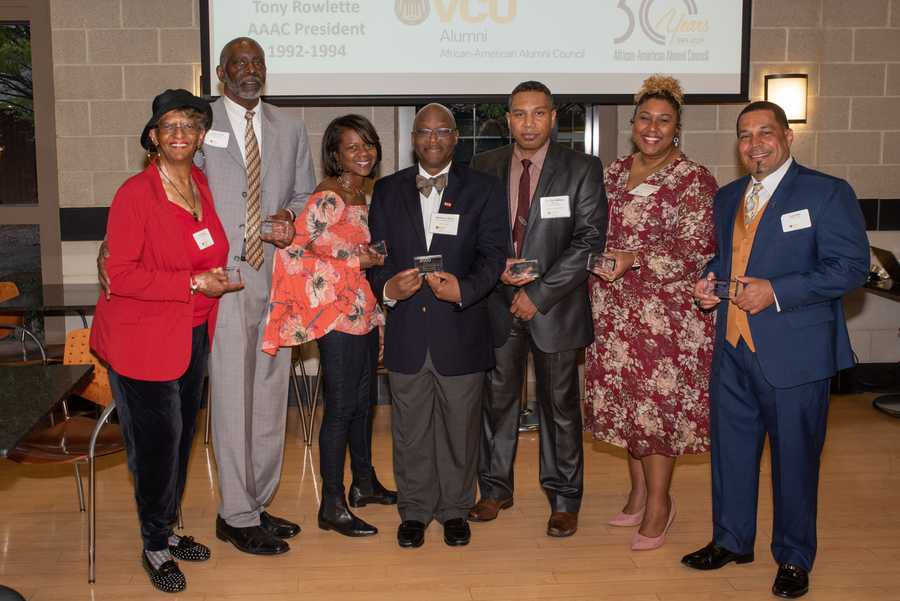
[383,162,452,306]
[222,95,262,163]
[745,156,793,215]
[419,162,451,250]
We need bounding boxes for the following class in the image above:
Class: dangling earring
[673,136,680,148]
[196,144,205,158]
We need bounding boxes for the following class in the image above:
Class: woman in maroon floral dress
[584,76,717,551]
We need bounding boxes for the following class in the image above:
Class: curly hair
[632,74,684,126]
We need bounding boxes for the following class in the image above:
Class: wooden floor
[2,393,900,600]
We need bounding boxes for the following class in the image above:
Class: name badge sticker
[429,213,460,236]
[629,183,661,197]
[193,228,214,250]
[781,209,812,232]
[204,130,230,148]
[540,195,571,219]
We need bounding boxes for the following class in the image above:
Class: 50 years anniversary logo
[395,0,516,25]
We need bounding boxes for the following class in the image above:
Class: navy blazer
[367,163,508,376]
[707,161,869,389]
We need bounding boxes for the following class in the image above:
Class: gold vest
[725,197,767,352]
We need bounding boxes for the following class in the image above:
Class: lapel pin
[443,200,453,208]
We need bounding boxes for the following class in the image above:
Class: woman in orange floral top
[263,115,394,537]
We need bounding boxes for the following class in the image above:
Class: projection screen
[201,0,751,104]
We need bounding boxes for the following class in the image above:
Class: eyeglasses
[157,122,200,133]
[414,127,456,139]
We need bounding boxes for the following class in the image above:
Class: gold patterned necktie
[415,173,448,197]
[244,110,263,270]
[744,181,764,225]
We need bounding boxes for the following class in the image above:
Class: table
[863,281,900,417]
[0,363,94,457]
[0,283,101,327]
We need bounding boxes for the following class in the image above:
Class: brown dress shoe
[468,498,513,522]
[547,511,578,537]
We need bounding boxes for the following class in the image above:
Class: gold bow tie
[416,173,448,197]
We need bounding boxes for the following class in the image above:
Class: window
[0,21,36,205]
[417,103,588,165]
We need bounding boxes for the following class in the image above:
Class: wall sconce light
[764,73,808,124]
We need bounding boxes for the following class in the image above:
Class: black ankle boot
[348,472,398,507]
[318,494,378,537]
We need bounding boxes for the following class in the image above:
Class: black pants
[317,328,378,496]
[109,323,209,551]
[479,319,584,512]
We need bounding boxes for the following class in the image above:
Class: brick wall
[617,0,900,200]
[49,0,395,212]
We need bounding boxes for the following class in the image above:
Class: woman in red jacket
[90,89,240,594]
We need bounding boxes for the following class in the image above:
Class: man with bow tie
[367,103,507,549]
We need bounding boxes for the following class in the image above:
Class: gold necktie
[244,110,263,270]
[744,181,764,225]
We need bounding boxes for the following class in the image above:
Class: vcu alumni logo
[396,0,516,25]
[395,0,430,25]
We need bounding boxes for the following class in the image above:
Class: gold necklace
[157,163,199,221]
[337,173,364,198]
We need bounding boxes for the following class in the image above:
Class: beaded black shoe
[142,553,186,594]
[169,536,211,561]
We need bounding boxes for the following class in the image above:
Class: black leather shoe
[772,563,809,598]
[260,511,301,539]
[442,518,471,546]
[682,541,754,570]
[397,520,426,548]
[142,553,186,594]
[318,495,378,537]
[348,475,398,507]
[215,516,289,555]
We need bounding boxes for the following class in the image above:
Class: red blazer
[91,164,228,381]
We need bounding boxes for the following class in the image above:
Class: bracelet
[190,276,199,294]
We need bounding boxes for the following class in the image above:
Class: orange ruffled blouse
[262,190,384,355]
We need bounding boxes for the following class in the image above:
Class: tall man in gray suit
[203,37,315,555]
[468,81,607,538]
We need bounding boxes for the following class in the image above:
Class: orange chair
[0,281,23,349]
[6,328,124,583]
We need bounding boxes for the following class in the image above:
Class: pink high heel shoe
[608,506,645,527]
[631,498,676,551]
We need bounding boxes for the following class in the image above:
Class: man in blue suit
[684,101,868,599]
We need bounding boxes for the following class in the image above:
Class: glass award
[369,240,388,256]
[224,266,243,285]
[713,279,743,299]
[587,252,616,274]
[509,259,540,279]
[413,254,443,274]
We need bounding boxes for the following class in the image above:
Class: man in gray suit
[468,81,607,538]
[203,37,315,555]
[100,37,315,555]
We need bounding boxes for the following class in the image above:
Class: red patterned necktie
[513,158,532,257]
[244,110,263,270]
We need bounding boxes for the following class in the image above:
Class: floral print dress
[584,155,717,457]
[262,190,384,356]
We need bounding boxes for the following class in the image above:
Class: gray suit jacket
[471,143,607,354]
[200,97,315,273]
